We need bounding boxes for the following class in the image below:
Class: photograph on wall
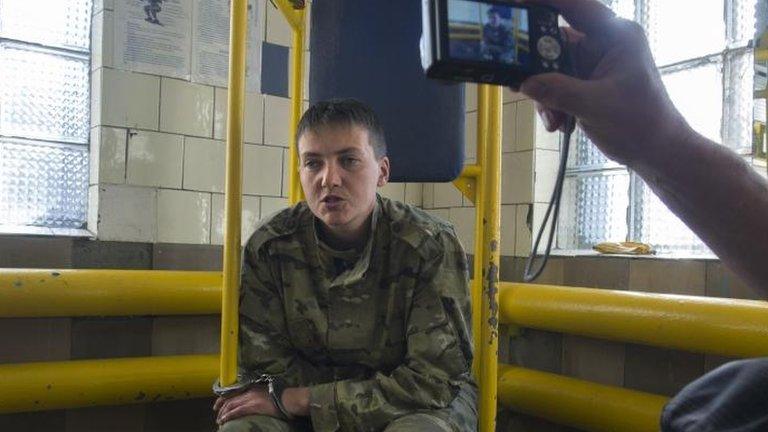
[114,0,192,79]
[447,0,530,66]
[191,0,262,92]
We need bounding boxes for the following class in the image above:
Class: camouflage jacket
[239,195,476,431]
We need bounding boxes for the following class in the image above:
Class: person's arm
[631,130,768,291]
[308,230,474,432]
[237,243,335,386]
[215,242,335,424]
[519,0,768,292]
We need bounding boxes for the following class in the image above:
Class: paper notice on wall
[191,0,262,92]
[114,0,192,79]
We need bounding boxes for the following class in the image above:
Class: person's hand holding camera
[518,0,692,170]
[518,0,768,292]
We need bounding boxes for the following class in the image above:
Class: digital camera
[421,0,569,87]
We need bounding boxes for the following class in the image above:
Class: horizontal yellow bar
[459,164,482,179]
[0,270,221,317]
[500,282,768,358]
[0,355,218,414]
[498,365,668,432]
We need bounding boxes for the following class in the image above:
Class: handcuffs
[213,374,294,420]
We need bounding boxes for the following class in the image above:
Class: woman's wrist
[282,387,311,417]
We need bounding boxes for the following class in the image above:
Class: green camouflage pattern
[235,195,477,432]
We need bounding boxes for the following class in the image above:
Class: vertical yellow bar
[289,13,306,204]
[471,85,489,379]
[219,0,249,387]
[479,86,502,432]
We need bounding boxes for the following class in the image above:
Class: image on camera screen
[447,0,530,66]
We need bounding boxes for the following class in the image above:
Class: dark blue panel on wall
[309,0,465,182]
[261,42,289,98]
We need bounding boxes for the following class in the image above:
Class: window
[0,0,92,232]
[558,0,759,255]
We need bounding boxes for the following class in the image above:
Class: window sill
[0,225,94,239]
[550,249,719,261]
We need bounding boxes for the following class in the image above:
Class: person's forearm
[282,387,310,417]
[631,126,768,292]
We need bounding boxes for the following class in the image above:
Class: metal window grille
[557,0,758,255]
[0,0,93,230]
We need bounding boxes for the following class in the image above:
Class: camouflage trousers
[217,383,477,432]
[218,412,459,432]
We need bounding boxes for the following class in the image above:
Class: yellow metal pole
[478,86,502,432]
[498,365,668,432]
[220,0,249,388]
[471,85,489,379]
[0,269,220,317]
[0,355,218,414]
[500,282,768,358]
[288,10,306,204]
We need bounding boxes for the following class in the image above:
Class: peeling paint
[135,391,146,401]
[46,384,52,390]
[13,280,22,288]
[485,261,500,342]
[489,239,498,252]
[51,272,61,277]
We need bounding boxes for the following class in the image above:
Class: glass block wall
[0,0,92,230]
[558,0,758,254]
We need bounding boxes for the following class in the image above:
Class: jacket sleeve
[238,242,336,387]
[308,230,474,432]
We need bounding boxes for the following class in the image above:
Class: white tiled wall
[159,78,215,137]
[90,1,299,244]
[126,131,184,188]
[157,190,212,244]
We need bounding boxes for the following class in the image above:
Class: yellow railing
[501,282,768,358]
[0,270,220,317]
[498,366,669,432]
[218,0,306,391]
[219,0,249,389]
[0,355,218,414]
[4,272,768,430]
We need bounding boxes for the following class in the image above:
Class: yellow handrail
[269,0,306,204]
[498,365,668,432]
[288,7,306,204]
[477,86,503,432]
[501,282,768,358]
[5,270,768,359]
[0,356,671,432]
[470,86,489,380]
[219,0,250,389]
[0,269,220,317]
[0,355,218,414]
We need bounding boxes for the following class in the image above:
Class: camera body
[421,0,569,87]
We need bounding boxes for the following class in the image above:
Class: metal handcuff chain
[213,374,294,420]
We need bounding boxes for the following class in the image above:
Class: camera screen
[447,0,530,66]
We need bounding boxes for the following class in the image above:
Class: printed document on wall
[114,0,192,79]
[191,0,262,92]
